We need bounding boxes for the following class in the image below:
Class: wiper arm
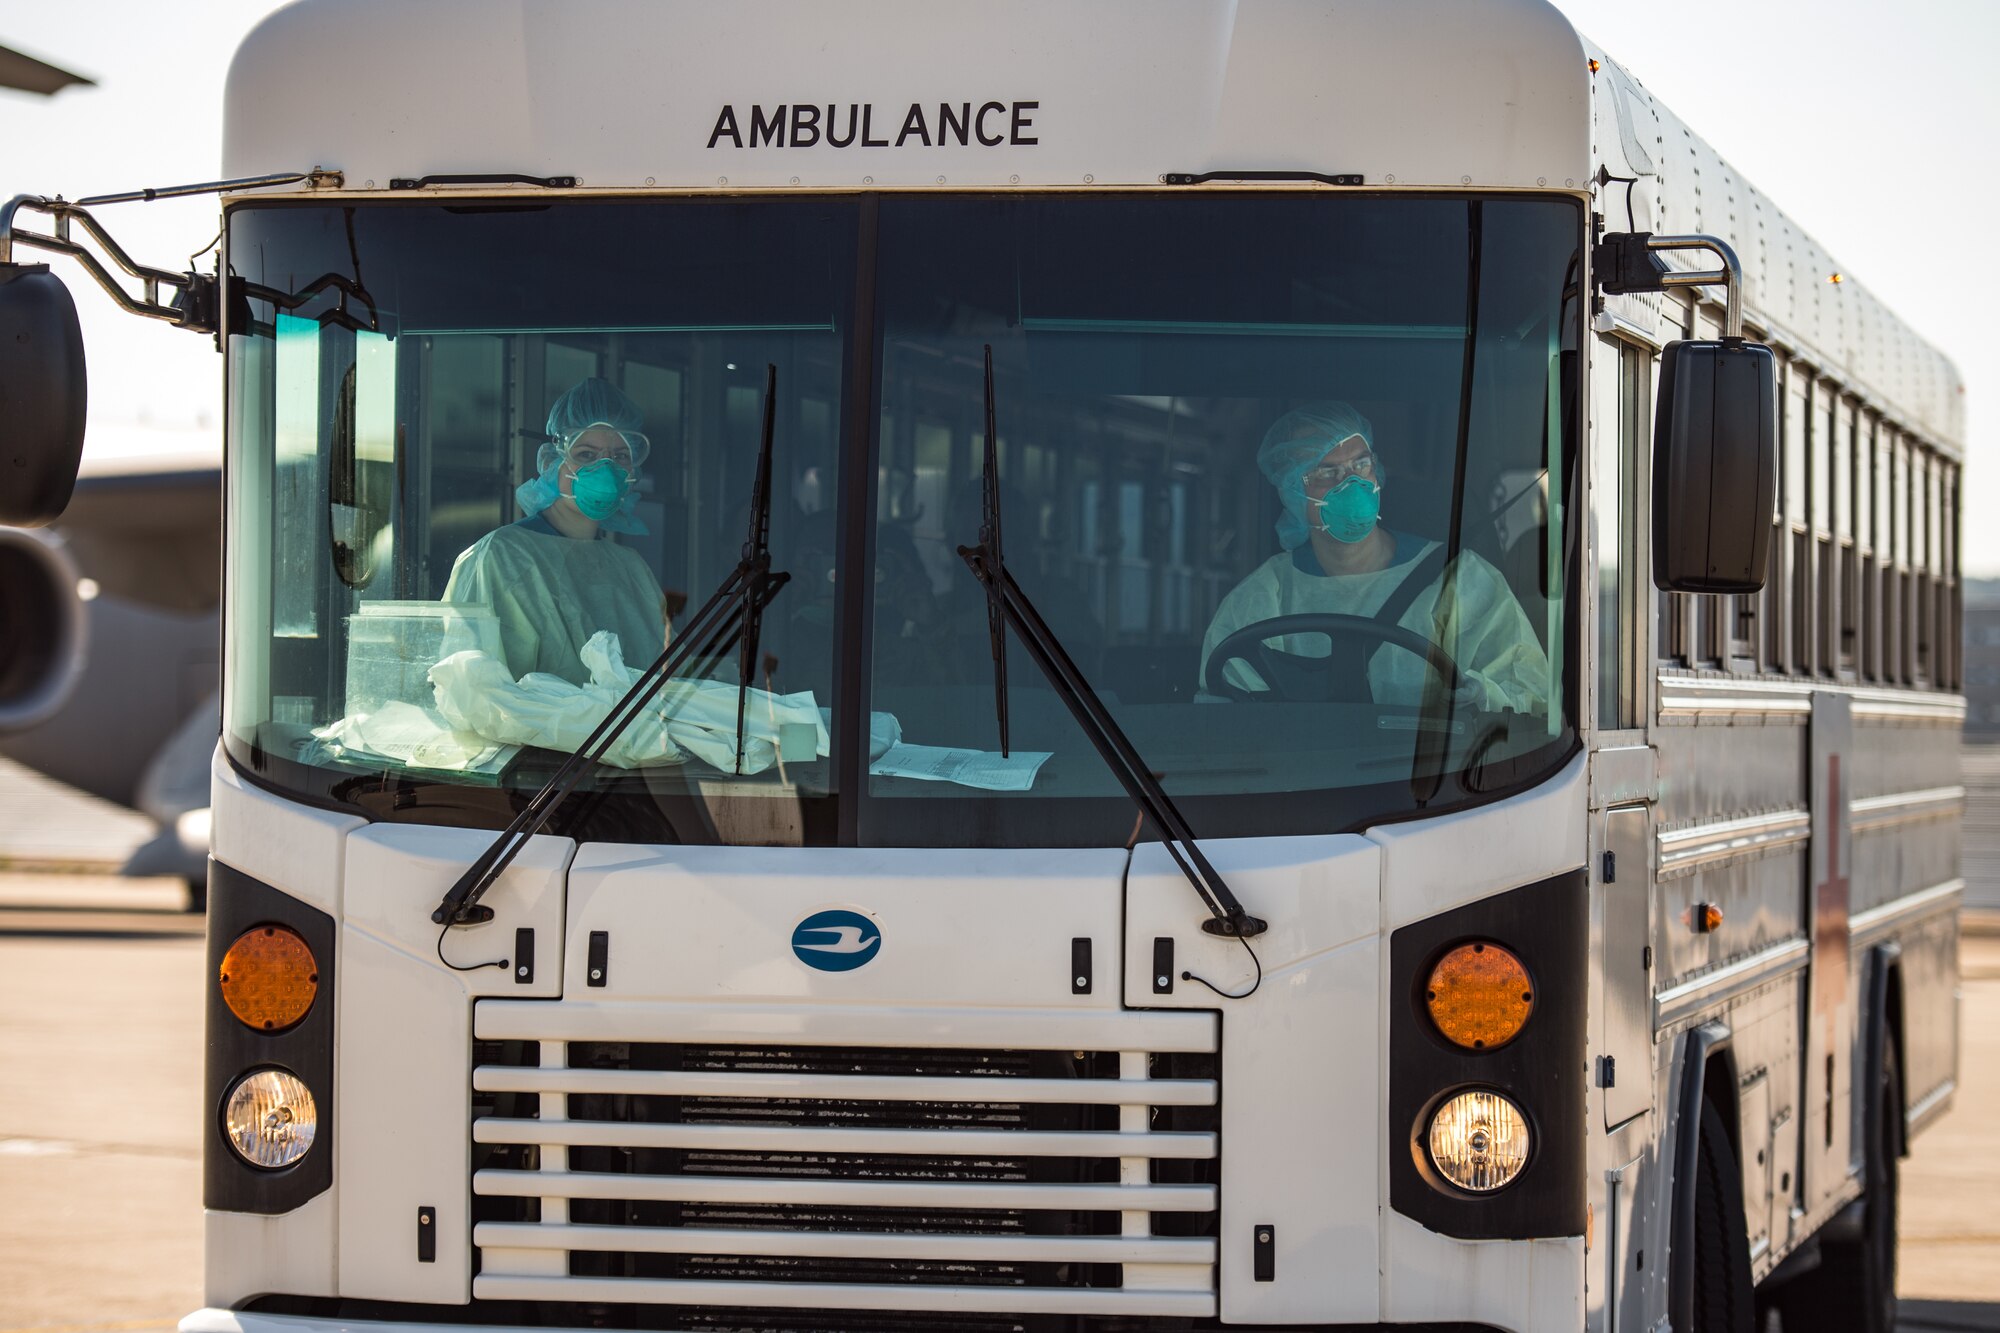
[955,346,1266,941]
[432,364,791,928]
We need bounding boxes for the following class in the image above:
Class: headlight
[224,1069,318,1169]
[1425,940,1532,1051]
[219,925,319,1031]
[1425,1089,1530,1193]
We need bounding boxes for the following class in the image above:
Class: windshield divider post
[978,345,1010,756]
[733,364,789,775]
[1411,200,1485,808]
[832,197,882,848]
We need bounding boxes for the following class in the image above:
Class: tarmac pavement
[1,870,1995,1331]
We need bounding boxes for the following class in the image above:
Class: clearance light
[220,925,318,1031]
[1425,941,1533,1050]
[1426,1089,1531,1192]
[223,1069,318,1169]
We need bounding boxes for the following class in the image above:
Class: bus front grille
[469,1000,1220,1321]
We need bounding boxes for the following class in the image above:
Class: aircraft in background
[0,441,221,909]
[0,41,92,97]
[2,39,219,910]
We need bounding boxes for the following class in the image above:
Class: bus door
[1592,333,1655,1135]
[1802,691,1857,1212]
[1590,330,1661,1330]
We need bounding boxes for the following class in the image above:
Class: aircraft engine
[0,525,88,734]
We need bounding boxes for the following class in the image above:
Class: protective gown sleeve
[1197,558,1286,695]
[1414,553,1550,716]
[443,524,669,685]
[443,535,543,681]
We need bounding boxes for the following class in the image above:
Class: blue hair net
[1256,401,1377,550]
[544,377,651,463]
[515,377,650,534]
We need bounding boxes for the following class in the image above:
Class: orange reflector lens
[1425,941,1533,1051]
[220,926,318,1032]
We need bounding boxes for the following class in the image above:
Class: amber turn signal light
[1425,941,1533,1051]
[220,925,319,1031]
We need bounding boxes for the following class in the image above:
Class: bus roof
[1584,43,1964,454]
[221,0,1960,451]
[222,0,1591,193]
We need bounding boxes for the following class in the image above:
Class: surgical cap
[516,377,651,534]
[541,377,652,470]
[1256,401,1378,550]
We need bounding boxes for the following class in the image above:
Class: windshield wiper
[956,346,1267,941]
[432,364,790,928]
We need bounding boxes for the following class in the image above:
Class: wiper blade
[955,345,1266,941]
[432,364,790,928]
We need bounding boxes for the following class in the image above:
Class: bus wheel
[1692,1096,1756,1332]
[1775,1034,1900,1333]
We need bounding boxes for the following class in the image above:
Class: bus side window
[1598,339,1645,729]
[1858,409,1877,682]
[1784,359,1812,675]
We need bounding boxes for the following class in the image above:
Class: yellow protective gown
[1198,533,1549,715]
[443,519,670,685]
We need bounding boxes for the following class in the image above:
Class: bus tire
[1775,1033,1900,1333]
[1692,1096,1755,1333]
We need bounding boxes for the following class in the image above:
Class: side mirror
[1651,338,1776,593]
[0,264,87,528]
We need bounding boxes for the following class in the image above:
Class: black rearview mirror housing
[1652,338,1776,593]
[0,264,88,528]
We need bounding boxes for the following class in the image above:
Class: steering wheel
[1203,613,1464,703]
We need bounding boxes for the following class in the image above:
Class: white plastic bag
[311,700,512,774]
[430,630,829,773]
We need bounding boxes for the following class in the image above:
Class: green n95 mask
[1316,476,1380,543]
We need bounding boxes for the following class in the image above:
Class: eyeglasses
[1303,450,1378,488]
[563,425,646,472]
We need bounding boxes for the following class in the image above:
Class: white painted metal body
[183,3,1964,1332]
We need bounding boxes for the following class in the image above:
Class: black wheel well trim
[1668,1019,1735,1333]
[1866,942,1905,1161]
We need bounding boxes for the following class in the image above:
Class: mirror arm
[1646,234,1744,339]
[0,170,341,334]
[2,196,192,326]
[1593,230,1744,339]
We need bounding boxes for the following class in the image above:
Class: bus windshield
[222,194,1579,847]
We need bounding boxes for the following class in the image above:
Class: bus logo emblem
[791,910,881,971]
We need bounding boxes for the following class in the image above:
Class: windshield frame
[216,189,1584,848]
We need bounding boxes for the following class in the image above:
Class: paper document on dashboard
[870,743,1052,791]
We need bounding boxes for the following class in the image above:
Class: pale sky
[7,1,1997,565]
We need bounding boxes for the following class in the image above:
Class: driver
[1197,402,1548,713]
[443,377,672,684]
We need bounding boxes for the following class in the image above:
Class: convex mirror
[1652,338,1776,593]
[0,264,87,528]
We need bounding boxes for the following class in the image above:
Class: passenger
[1197,402,1548,713]
[444,377,671,684]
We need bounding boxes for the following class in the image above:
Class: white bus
[0,2,1965,1331]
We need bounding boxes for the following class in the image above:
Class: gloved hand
[1448,676,1487,712]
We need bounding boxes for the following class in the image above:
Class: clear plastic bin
[344,600,503,718]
